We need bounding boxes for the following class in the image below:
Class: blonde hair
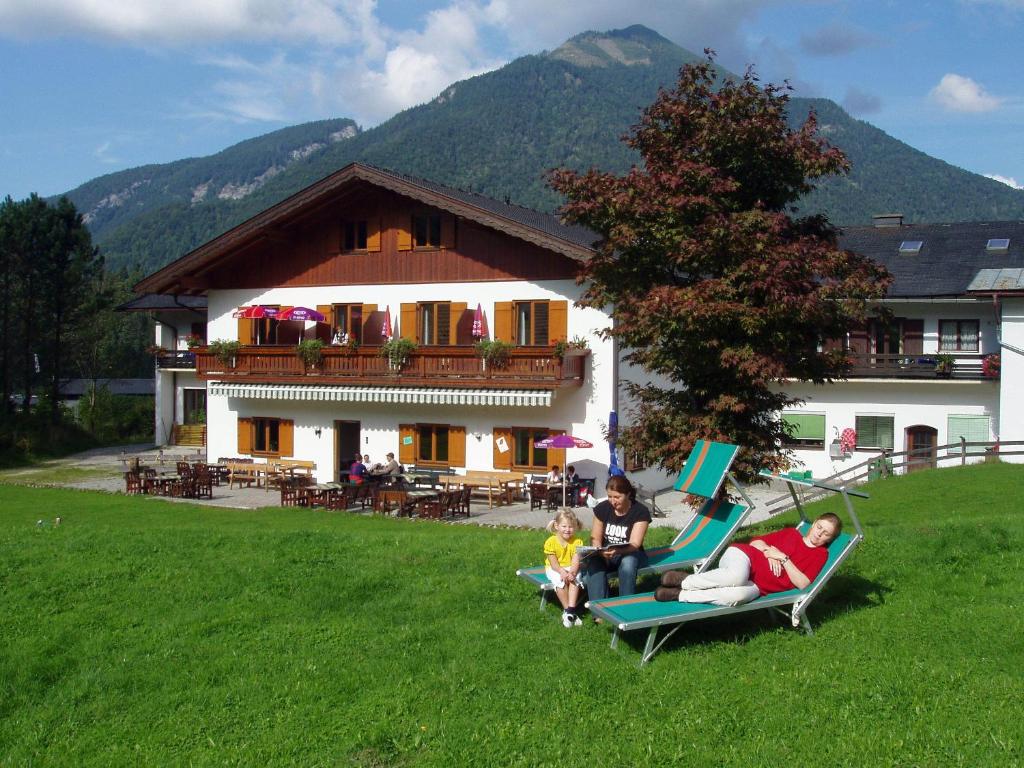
[546,508,582,533]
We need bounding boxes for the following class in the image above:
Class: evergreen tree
[549,55,892,482]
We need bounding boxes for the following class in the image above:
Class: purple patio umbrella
[534,433,594,506]
[275,306,327,322]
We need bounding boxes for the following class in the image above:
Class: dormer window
[986,238,1010,252]
[899,240,923,254]
[343,220,368,251]
[413,213,442,248]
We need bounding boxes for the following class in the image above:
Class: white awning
[208,382,553,407]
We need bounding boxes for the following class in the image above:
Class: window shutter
[902,319,924,355]
[366,217,382,252]
[947,415,990,454]
[316,305,334,343]
[237,319,255,345]
[398,424,416,465]
[548,446,566,470]
[400,303,417,342]
[855,415,894,450]
[782,413,825,441]
[237,417,253,454]
[493,427,512,470]
[450,302,469,345]
[547,300,567,345]
[494,301,514,343]
[359,304,378,344]
[448,426,466,468]
[437,304,451,345]
[278,419,294,457]
[440,215,456,249]
[396,213,412,251]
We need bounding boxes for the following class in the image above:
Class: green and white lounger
[516,439,752,610]
[515,497,750,609]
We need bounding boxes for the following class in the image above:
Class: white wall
[997,297,1024,462]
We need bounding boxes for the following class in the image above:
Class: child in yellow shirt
[543,509,584,627]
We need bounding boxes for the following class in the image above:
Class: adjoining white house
[125,165,1024,489]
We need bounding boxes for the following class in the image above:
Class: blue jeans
[585,549,649,601]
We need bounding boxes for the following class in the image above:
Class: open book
[577,542,632,558]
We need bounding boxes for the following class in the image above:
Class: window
[898,240,923,254]
[343,220,368,251]
[417,424,450,464]
[515,300,549,345]
[781,412,826,449]
[332,304,363,344]
[253,418,280,455]
[855,415,894,450]
[512,428,552,470]
[419,302,451,345]
[238,417,293,458]
[399,423,465,468]
[946,414,991,455]
[413,213,441,248]
[939,320,979,352]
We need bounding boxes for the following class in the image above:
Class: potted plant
[145,344,168,357]
[934,353,954,377]
[553,335,591,361]
[475,338,513,370]
[296,338,324,370]
[379,337,417,370]
[184,333,203,350]
[209,339,242,369]
[982,353,1000,379]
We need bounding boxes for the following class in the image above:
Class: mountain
[61,25,1024,274]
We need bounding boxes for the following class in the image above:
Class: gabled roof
[838,220,1024,298]
[117,293,208,312]
[134,162,598,294]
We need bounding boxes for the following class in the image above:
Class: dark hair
[605,474,636,501]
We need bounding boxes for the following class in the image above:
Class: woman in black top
[584,475,651,603]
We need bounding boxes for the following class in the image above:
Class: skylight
[899,240,923,254]
[986,238,1010,251]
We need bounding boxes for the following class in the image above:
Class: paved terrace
[12,444,785,529]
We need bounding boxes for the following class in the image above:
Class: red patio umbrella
[382,305,393,339]
[472,303,489,338]
[534,434,594,506]
[276,306,326,322]
[232,305,279,319]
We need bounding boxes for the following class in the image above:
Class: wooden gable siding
[201,189,578,289]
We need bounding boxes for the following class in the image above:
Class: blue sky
[1,0,1022,202]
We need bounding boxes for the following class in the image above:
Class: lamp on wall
[472,431,483,440]
[314,427,322,438]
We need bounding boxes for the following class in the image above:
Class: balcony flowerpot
[296,339,324,372]
[209,340,242,371]
[379,338,417,371]
[475,339,513,371]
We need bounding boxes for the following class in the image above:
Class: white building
[126,168,1024,487]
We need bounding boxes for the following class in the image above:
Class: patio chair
[124,471,143,495]
[516,439,752,610]
[529,482,547,511]
[193,466,214,499]
[587,475,868,666]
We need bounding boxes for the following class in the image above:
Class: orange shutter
[548,446,566,470]
[360,304,379,345]
[237,318,255,344]
[448,425,466,468]
[367,217,382,252]
[398,424,416,465]
[316,305,333,343]
[400,303,417,342]
[395,212,412,251]
[440,215,456,249]
[548,300,568,344]
[494,301,513,344]
[237,417,253,455]
[317,305,332,322]
[278,419,294,458]
[492,427,512,470]
[450,302,469,345]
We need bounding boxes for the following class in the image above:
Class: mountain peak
[548,25,682,68]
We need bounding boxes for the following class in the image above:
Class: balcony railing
[193,345,587,389]
[155,351,197,370]
[847,352,988,380]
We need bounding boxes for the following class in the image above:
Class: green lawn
[1,464,1022,766]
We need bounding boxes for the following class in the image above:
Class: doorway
[905,425,937,472]
[335,420,361,481]
[183,389,207,425]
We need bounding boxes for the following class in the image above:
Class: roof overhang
[208,382,553,407]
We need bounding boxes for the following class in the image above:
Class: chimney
[873,213,904,228]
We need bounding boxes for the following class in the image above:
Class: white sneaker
[561,612,573,628]
[572,614,583,627]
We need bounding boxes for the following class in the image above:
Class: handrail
[846,351,988,379]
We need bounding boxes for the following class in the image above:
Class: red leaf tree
[548,54,891,482]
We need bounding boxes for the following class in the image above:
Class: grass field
[1,463,1022,766]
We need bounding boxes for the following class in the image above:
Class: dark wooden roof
[117,293,208,312]
[838,220,1024,298]
[134,162,598,294]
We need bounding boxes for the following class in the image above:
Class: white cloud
[985,173,1023,189]
[929,73,1003,112]
[93,140,121,164]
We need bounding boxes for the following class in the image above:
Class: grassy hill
[1,462,1021,765]
[61,25,1024,274]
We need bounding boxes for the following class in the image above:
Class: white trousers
[679,547,761,606]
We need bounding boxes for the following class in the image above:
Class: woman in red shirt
[655,513,841,605]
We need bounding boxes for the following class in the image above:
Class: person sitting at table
[545,465,562,484]
[349,454,368,484]
[564,464,580,505]
[372,452,401,476]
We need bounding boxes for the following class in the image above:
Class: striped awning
[208,382,552,407]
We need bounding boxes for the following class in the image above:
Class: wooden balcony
[155,351,197,370]
[846,352,989,380]
[193,345,587,389]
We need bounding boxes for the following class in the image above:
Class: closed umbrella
[382,306,393,339]
[472,303,489,338]
[608,411,624,476]
[232,305,279,319]
[275,306,326,322]
[534,433,594,506]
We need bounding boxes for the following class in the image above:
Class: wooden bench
[227,461,260,489]
[442,470,527,508]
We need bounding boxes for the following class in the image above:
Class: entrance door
[905,425,937,472]
[183,389,207,425]
[335,420,361,481]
